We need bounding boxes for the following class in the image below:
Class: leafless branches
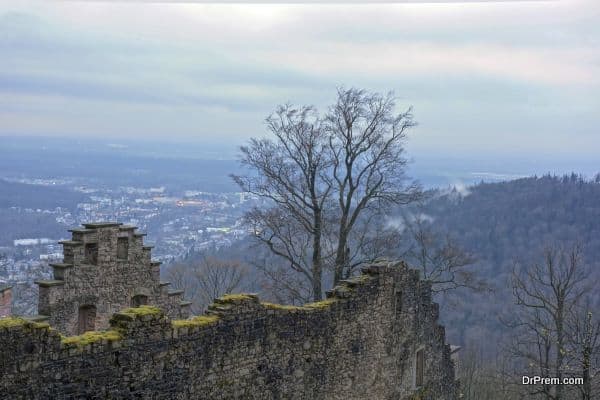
[400,211,484,293]
[567,302,600,400]
[232,88,422,301]
[232,104,331,300]
[324,88,422,283]
[506,244,597,400]
[165,256,247,313]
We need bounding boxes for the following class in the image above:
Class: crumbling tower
[34,222,190,335]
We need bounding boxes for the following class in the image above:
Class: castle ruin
[0,223,458,400]
[33,222,190,335]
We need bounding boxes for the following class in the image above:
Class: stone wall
[34,222,189,335]
[0,261,458,400]
[0,286,11,317]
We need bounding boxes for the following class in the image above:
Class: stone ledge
[49,263,73,269]
[168,290,184,296]
[68,228,95,233]
[83,222,123,229]
[35,280,65,287]
[214,293,259,304]
[159,281,171,287]
[58,240,83,246]
[24,315,49,323]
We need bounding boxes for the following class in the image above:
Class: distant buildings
[13,238,55,246]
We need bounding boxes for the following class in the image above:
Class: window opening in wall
[85,243,98,265]
[415,348,425,387]
[395,290,402,314]
[117,237,129,260]
[78,304,96,334]
[131,294,148,307]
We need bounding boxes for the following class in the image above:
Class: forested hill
[422,174,600,352]
[426,174,600,269]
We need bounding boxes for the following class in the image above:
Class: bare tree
[324,88,421,284]
[508,245,591,400]
[255,257,314,305]
[459,346,517,400]
[232,88,421,301]
[567,303,600,399]
[400,211,484,293]
[165,256,247,313]
[341,212,404,279]
[232,104,331,301]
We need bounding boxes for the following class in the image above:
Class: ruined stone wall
[0,286,11,317]
[35,223,189,335]
[0,261,457,400]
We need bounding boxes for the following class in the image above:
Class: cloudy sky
[1,0,598,164]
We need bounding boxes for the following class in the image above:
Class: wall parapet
[0,260,458,400]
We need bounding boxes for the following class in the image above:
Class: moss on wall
[172,315,220,328]
[62,330,122,348]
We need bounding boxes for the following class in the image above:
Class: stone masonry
[33,222,190,335]
[0,284,11,318]
[0,258,458,400]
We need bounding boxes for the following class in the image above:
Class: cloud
[385,212,435,233]
[250,42,599,86]
[451,182,471,197]
[385,217,406,232]
[0,0,598,162]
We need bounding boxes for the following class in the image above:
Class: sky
[0,0,598,166]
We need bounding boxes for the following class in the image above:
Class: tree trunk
[311,210,323,301]
[333,227,348,286]
[555,302,564,400]
[582,313,592,400]
[582,347,590,400]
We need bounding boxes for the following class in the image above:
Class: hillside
[426,174,600,268]
[0,179,87,210]
[422,174,600,355]
[0,180,87,245]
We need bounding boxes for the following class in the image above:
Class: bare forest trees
[507,245,599,400]
[165,256,247,313]
[459,346,515,400]
[400,210,484,293]
[568,302,600,400]
[232,88,421,301]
